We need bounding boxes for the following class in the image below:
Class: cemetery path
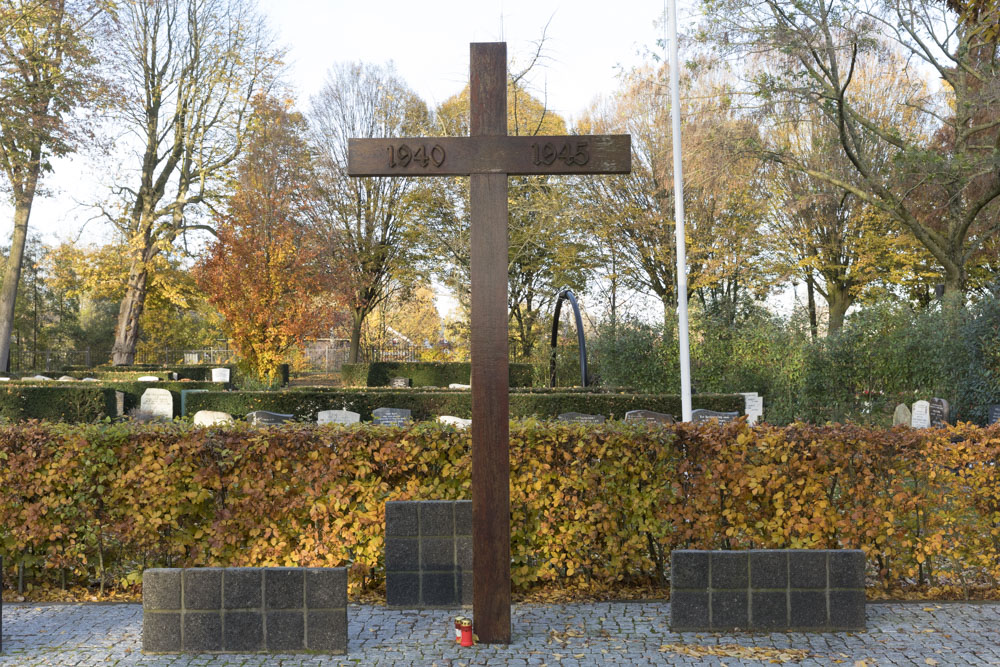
[0,601,998,665]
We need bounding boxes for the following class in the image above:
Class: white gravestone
[140,388,174,419]
[911,400,931,429]
[192,410,234,426]
[438,415,472,428]
[893,403,912,427]
[211,367,230,383]
[138,376,161,382]
[740,393,764,425]
[29,375,51,381]
[0,377,9,382]
[57,376,77,382]
[81,377,99,382]
[448,383,471,389]
[317,409,361,425]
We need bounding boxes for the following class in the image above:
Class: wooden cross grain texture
[348,42,630,644]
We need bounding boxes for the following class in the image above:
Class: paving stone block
[183,569,221,610]
[385,501,419,536]
[790,590,828,629]
[671,551,709,589]
[266,611,304,651]
[142,569,181,610]
[750,550,787,589]
[223,568,261,610]
[305,568,346,609]
[751,591,787,630]
[183,611,222,652]
[712,591,749,628]
[265,568,303,609]
[419,501,454,536]
[711,551,748,589]
[789,550,828,588]
[142,612,181,653]
[306,610,347,653]
[222,611,263,652]
[669,591,709,629]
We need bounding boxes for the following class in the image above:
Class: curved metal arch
[550,287,588,388]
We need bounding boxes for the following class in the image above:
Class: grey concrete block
[305,568,346,609]
[790,550,827,588]
[183,569,222,610]
[142,612,180,652]
[456,536,473,572]
[421,537,456,570]
[386,572,420,607]
[750,550,787,589]
[829,550,865,588]
[266,611,304,651]
[460,570,473,606]
[385,501,419,536]
[829,590,866,629]
[751,591,787,630]
[671,551,709,589]
[143,569,181,610]
[712,591,748,628]
[183,612,222,652]
[711,551,748,589]
[223,568,262,610]
[419,501,454,536]
[223,611,263,651]
[790,590,827,629]
[454,500,473,535]
[422,572,458,606]
[670,591,709,629]
[265,568,303,609]
[385,538,419,571]
[307,610,347,653]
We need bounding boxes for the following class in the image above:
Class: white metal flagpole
[667,0,693,421]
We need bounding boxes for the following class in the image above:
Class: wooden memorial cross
[348,42,630,643]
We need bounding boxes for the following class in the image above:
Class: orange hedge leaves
[1,419,1000,596]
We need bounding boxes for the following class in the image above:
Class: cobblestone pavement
[1,601,999,665]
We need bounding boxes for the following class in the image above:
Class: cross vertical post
[468,41,511,644]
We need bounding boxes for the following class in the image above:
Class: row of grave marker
[1,367,231,384]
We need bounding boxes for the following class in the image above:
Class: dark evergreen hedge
[0,385,117,422]
[186,389,743,422]
[341,361,535,387]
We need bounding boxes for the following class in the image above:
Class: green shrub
[0,386,117,422]
[341,362,534,388]
[187,388,743,421]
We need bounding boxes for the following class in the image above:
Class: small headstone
[372,407,411,426]
[691,409,739,424]
[137,375,161,382]
[557,412,607,424]
[246,410,294,426]
[140,388,174,420]
[115,391,125,417]
[741,393,764,425]
[438,415,472,428]
[29,375,51,381]
[390,377,412,388]
[211,367,230,383]
[893,403,912,427]
[57,375,77,382]
[184,352,199,364]
[317,409,361,425]
[624,409,675,424]
[989,404,1000,425]
[448,383,471,389]
[911,400,931,428]
[192,410,234,426]
[0,377,9,382]
[170,372,178,381]
[81,377,99,382]
[929,397,950,427]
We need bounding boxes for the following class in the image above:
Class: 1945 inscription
[531,140,589,166]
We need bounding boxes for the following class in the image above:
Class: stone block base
[142,567,346,654]
[385,500,472,607]
[670,549,865,632]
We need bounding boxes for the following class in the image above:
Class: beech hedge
[341,361,535,388]
[2,420,1000,599]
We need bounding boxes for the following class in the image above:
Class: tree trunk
[826,285,853,336]
[806,275,817,341]
[111,259,150,365]
[0,190,37,373]
[348,309,364,363]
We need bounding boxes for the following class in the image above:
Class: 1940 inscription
[387,143,446,168]
[532,140,588,166]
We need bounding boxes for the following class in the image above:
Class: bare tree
[105,0,279,365]
[0,0,104,371]
[309,62,429,364]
